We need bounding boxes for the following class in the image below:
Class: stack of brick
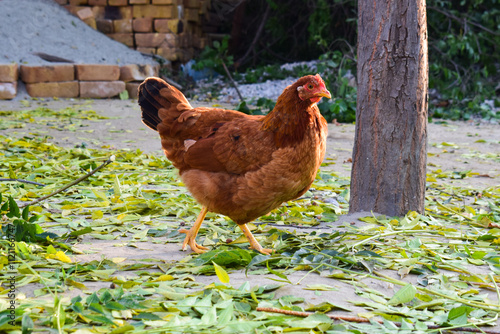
[56,0,210,63]
[21,64,80,98]
[77,64,126,98]
[119,64,158,98]
[0,63,158,99]
[0,64,19,100]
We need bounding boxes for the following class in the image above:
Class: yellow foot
[238,223,275,255]
[250,246,274,255]
[179,228,209,254]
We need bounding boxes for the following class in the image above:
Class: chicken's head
[297,74,332,104]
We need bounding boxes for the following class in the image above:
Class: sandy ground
[1,98,498,187]
[1,98,499,330]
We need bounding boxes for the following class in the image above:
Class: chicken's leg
[179,206,209,253]
[239,223,273,255]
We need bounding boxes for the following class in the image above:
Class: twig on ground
[19,156,115,208]
[0,178,45,187]
[221,60,244,103]
[490,273,500,308]
[32,52,74,63]
[161,75,184,91]
[256,307,500,334]
[427,185,465,199]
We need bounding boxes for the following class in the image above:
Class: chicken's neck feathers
[261,90,320,148]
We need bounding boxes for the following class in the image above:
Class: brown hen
[138,74,330,255]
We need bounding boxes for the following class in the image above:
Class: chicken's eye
[307,84,314,90]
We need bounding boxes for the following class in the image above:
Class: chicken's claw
[178,207,209,254]
[239,224,275,255]
[250,246,274,255]
[179,228,209,253]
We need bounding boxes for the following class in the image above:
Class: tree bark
[349,0,428,216]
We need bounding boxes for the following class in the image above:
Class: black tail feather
[138,77,170,131]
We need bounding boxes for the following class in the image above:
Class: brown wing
[182,114,276,175]
[157,105,276,175]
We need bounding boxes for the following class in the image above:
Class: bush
[194,0,499,121]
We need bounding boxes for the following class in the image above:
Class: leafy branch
[256,307,500,334]
[19,155,115,208]
[0,178,45,187]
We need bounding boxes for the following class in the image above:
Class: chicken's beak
[316,88,332,100]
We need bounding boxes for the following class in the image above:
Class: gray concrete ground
[1,98,499,331]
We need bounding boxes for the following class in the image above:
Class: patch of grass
[0,108,499,332]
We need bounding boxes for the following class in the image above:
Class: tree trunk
[349,0,428,216]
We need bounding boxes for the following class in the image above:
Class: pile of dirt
[0,0,155,65]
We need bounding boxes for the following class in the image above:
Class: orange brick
[183,0,200,7]
[0,63,19,82]
[152,0,174,4]
[194,36,207,49]
[26,81,79,98]
[129,0,149,3]
[92,6,106,18]
[20,65,75,83]
[133,18,153,32]
[154,19,169,32]
[185,21,198,34]
[133,5,177,18]
[154,18,180,33]
[191,34,200,48]
[99,6,132,19]
[0,82,17,100]
[89,0,107,5]
[108,0,127,5]
[84,17,97,29]
[120,64,159,82]
[135,33,167,47]
[79,81,126,98]
[156,47,180,61]
[185,8,199,22]
[136,47,156,54]
[190,22,202,35]
[119,6,133,19]
[64,5,84,16]
[96,19,114,33]
[199,0,208,15]
[177,33,191,48]
[113,19,132,33]
[164,33,178,47]
[69,0,88,5]
[107,33,135,47]
[77,7,94,20]
[125,82,141,99]
[76,64,120,81]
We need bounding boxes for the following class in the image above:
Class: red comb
[314,74,326,88]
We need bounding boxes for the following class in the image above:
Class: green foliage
[192,0,499,122]
[0,194,56,243]
[241,64,296,83]
[427,0,500,120]
[118,90,129,100]
[316,51,357,123]
[307,0,333,50]
[236,51,358,121]
[193,247,255,267]
[0,108,500,332]
[259,0,357,61]
[193,36,233,76]
[236,98,275,115]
